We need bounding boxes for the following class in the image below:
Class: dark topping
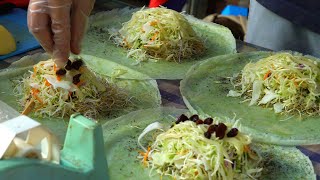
[195,119,203,125]
[227,128,238,137]
[73,74,82,84]
[189,114,199,121]
[215,123,227,139]
[207,124,218,134]
[56,69,66,76]
[174,114,241,140]
[203,118,213,125]
[69,91,76,99]
[204,131,211,139]
[298,63,305,69]
[65,59,72,70]
[71,59,83,70]
[175,114,189,124]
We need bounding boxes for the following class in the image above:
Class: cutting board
[0,8,40,61]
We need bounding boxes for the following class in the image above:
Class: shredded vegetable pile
[228,53,320,116]
[14,58,130,118]
[109,7,205,63]
[138,114,262,180]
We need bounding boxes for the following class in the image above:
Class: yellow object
[0,25,16,55]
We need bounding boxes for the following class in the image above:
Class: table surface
[1,13,320,180]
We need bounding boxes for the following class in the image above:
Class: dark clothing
[257,0,320,34]
[163,0,186,12]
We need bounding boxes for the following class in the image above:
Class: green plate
[0,53,161,142]
[82,8,236,80]
[180,51,320,145]
[102,107,315,180]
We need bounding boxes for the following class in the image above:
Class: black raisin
[195,119,203,125]
[73,74,82,84]
[67,92,76,102]
[204,131,211,139]
[217,123,227,131]
[175,114,189,124]
[215,123,227,139]
[65,59,72,70]
[56,69,66,76]
[190,114,199,121]
[208,124,218,134]
[227,128,238,137]
[71,59,83,70]
[70,91,76,99]
[204,118,213,125]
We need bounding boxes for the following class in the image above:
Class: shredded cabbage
[13,59,130,118]
[109,7,205,63]
[229,53,320,116]
[138,117,262,180]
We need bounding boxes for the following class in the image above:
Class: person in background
[27,0,95,68]
[245,0,320,57]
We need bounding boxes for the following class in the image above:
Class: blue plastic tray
[221,5,249,17]
[0,8,40,61]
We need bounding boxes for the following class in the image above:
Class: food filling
[138,114,262,180]
[228,53,320,116]
[14,58,130,118]
[109,7,205,63]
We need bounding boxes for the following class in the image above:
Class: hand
[27,0,95,68]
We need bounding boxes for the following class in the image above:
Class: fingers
[28,0,93,68]
[48,0,72,68]
[70,0,95,54]
[27,0,54,54]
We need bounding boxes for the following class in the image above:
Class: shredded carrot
[76,80,85,87]
[244,145,250,153]
[144,147,151,165]
[151,32,159,42]
[150,21,157,26]
[293,79,298,87]
[45,79,51,86]
[32,88,40,94]
[263,70,271,80]
[139,146,151,166]
[31,88,43,104]
[32,66,37,78]
[56,75,61,81]
[53,64,57,72]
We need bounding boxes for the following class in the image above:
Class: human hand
[27,0,95,68]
